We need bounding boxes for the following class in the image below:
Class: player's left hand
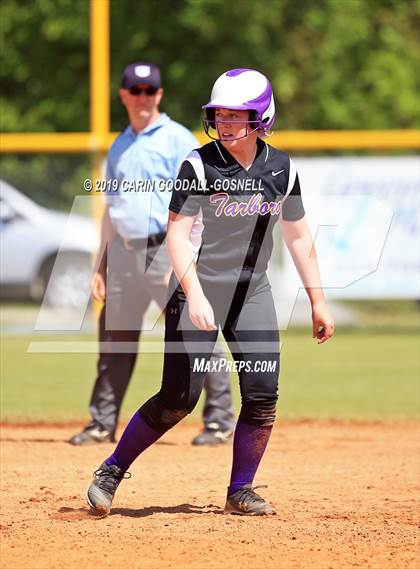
[311,301,335,344]
[188,290,217,332]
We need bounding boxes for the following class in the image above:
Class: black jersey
[169,138,305,282]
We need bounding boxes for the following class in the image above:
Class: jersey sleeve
[281,158,305,221]
[168,159,201,217]
[174,131,200,172]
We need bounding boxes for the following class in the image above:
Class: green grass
[1,329,418,423]
[341,300,420,329]
[280,328,419,420]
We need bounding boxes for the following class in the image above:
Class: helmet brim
[202,102,254,111]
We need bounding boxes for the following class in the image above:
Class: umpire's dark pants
[89,236,233,435]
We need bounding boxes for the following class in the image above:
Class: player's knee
[239,397,278,427]
[139,394,195,433]
[159,405,191,431]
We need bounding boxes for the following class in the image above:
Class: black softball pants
[140,271,280,432]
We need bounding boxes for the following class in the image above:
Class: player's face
[120,83,163,122]
[215,108,256,148]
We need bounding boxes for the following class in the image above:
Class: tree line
[0,0,418,208]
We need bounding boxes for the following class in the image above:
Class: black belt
[118,232,166,250]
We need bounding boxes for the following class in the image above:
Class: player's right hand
[92,271,106,302]
[188,292,217,331]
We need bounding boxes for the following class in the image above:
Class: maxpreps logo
[193,357,278,374]
[209,192,282,217]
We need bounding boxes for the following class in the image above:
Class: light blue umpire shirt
[106,113,198,239]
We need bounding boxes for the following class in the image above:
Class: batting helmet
[202,68,275,140]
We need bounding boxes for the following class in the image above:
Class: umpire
[70,62,234,446]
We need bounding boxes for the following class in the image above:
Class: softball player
[86,68,334,516]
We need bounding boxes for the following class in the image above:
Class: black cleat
[191,428,233,446]
[69,422,114,446]
[86,462,130,516]
[224,485,276,516]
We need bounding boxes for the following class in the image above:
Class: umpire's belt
[118,232,166,251]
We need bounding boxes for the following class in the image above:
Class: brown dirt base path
[1,421,419,569]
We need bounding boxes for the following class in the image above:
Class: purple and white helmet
[202,68,275,138]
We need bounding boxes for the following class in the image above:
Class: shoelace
[235,485,268,506]
[93,465,131,495]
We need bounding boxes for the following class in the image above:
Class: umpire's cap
[121,62,161,89]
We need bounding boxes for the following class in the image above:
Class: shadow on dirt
[52,503,223,521]
[111,503,223,517]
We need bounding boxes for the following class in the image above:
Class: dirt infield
[1,421,419,569]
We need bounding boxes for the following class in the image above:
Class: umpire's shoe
[69,422,114,446]
[224,485,276,516]
[86,462,130,516]
[191,428,233,446]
